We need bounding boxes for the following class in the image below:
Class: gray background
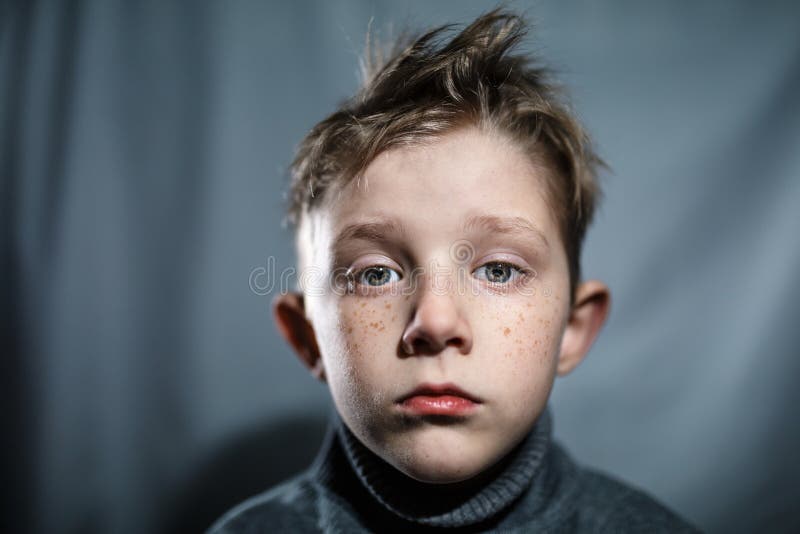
[3,1,799,532]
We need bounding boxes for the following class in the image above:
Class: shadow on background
[159,413,329,534]
[4,1,800,532]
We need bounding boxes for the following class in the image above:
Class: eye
[355,266,401,287]
[472,261,526,284]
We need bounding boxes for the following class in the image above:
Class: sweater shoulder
[207,473,321,533]
[571,459,700,533]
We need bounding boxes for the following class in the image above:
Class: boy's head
[274,10,610,485]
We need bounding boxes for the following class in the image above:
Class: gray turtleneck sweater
[209,406,699,533]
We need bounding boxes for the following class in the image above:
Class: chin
[398,461,481,484]
[388,439,488,484]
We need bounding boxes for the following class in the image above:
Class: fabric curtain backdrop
[3,1,799,533]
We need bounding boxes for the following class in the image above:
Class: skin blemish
[385,303,392,309]
[360,302,367,308]
[503,327,511,336]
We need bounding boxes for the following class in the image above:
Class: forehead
[303,127,562,261]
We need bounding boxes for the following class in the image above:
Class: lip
[395,382,483,416]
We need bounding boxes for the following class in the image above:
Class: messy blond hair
[288,9,604,301]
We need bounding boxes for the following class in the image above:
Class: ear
[272,292,326,383]
[556,280,611,376]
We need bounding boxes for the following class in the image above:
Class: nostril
[408,336,436,354]
[401,333,467,356]
[400,300,473,356]
[401,333,439,356]
[446,338,463,349]
[446,336,472,355]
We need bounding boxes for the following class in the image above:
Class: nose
[400,277,473,356]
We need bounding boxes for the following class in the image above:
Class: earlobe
[556,280,611,376]
[272,292,326,383]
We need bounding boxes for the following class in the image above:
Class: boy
[211,9,698,533]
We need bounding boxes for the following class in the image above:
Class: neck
[326,406,554,528]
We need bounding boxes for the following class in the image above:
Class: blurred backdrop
[2,1,799,532]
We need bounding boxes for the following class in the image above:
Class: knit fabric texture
[333,405,553,527]
[209,405,701,533]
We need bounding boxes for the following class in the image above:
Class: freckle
[347,327,353,334]
[385,303,391,309]
[360,302,366,308]
[391,314,397,321]
[503,327,511,336]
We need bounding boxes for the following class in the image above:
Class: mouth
[395,382,483,416]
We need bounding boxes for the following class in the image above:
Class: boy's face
[277,126,609,484]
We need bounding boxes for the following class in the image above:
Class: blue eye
[357,266,401,287]
[473,262,524,284]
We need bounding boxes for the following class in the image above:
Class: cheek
[340,299,402,353]
[324,299,404,400]
[477,298,565,386]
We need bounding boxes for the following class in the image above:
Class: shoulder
[576,466,701,532]
[551,444,701,533]
[207,473,321,533]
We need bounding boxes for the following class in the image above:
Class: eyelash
[472,261,530,285]
[351,266,401,288]
[348,260,531,289]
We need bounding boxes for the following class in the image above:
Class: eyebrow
[332,214,549,252]
[463,214,550,250]
[333,219,406,245]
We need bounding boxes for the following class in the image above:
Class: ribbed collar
[321,405,553,528]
